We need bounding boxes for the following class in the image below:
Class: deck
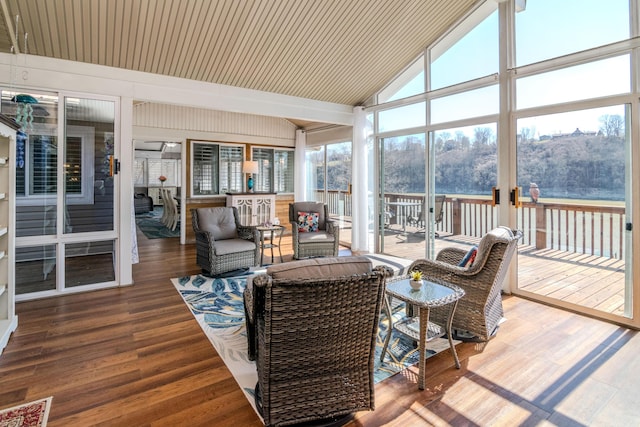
[341,222,626,317]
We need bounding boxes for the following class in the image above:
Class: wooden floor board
[0,230,639,425]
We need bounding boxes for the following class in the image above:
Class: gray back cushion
[267,256,372,280]
[196,207,238,240]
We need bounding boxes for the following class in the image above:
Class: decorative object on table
[242,160,259,192]
[409,270,423,289]
[272,217,280,225]
[158,175,167,187]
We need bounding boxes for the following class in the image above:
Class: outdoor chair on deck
[408,226,522,342]
[243,256,392,427]
[289,201,339,259]
[191,207,259,276]
[407,194,445,237]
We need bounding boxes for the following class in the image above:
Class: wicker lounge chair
[408,226,522,342]
[243,256,392,427]
[289,201,339,259]
[191,207,259,276]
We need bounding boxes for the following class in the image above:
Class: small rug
[171,273,458,420]
[0,396,52,427]
[135,208,179,239]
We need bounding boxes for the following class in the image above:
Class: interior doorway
[133,140,183,243]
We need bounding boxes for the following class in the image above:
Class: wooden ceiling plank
[124,0,142,70]
[254,0,323,93]
[191,1,225,83]
[171,0,203,79]
[206,1,246,82]
[241,0,290,88]
[163,1,190,76]
[136,0,156,72]
[218,0,262,84]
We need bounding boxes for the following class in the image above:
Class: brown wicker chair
[408,226,522,342]
[289,201,339,259]
[191,207,259,276]
[243,256,392,427]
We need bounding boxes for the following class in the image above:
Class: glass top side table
[256,225,285,265]
[380,276,465,390]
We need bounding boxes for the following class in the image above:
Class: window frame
[190,140,245,197]
[251,147,295,194]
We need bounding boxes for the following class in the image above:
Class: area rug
[0,396,52,427]
[135,208,179,239]
[171,273,458,419]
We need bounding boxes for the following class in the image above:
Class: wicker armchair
[409,226,522,342]
[289,201,339,259]
[243,256,392,427]
[191,207,259,276]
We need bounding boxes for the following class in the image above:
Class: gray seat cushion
[297,231,335,243]
[213,238,256,255]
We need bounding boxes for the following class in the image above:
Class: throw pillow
[458,245,478,268]
[297,211,319,232]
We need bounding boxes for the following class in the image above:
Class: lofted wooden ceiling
[0,0,475,107]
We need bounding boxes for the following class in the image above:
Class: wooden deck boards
[373,227,626,316]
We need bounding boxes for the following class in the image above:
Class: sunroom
[0,0,637,330]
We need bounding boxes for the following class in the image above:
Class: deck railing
[316,190,626,260]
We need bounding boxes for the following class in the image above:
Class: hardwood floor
[1,230,639,426]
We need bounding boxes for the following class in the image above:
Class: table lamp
[243,160,259,192]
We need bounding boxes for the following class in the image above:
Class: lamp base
[247,176,254,192]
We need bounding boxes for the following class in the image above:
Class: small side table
[380,277,465,390]
[256,225,285,265]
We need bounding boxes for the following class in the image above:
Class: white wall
[133,102,297,147]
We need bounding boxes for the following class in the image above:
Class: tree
[519,126,536,142]
[474,127,493,145]
[599,114,624,138]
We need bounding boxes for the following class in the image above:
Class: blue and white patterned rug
[171,273,458,420]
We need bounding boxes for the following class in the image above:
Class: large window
[371,0,637,325]
[191,141,243,196]
[252,147,294,193]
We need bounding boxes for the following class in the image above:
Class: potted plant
[409,270,423,290]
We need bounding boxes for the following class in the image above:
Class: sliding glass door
[2,91,119,297]
[515,105,632,319]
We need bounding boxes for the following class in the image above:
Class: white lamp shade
[243,160,259,174]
